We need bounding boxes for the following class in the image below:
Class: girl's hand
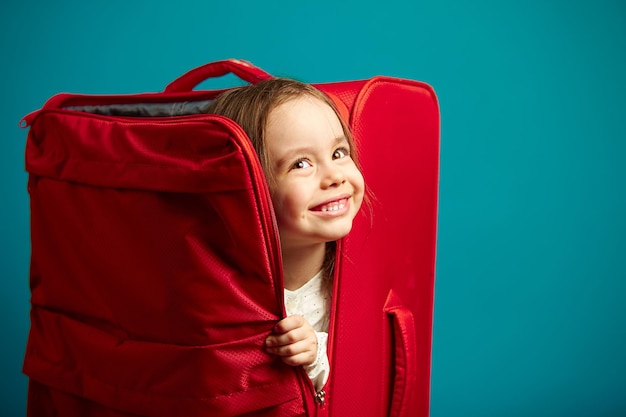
[265,315,318,367]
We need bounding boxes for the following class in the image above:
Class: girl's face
[265,96,365,252]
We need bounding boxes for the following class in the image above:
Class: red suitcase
[21,59,439,417]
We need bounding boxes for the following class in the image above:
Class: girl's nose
[320,165,346,189]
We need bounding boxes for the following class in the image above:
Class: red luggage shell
[22,60,439,416]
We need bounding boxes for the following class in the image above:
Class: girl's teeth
[321,202,345,212]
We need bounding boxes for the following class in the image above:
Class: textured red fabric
[22,60,439,417]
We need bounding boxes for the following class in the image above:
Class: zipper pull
[315,390,326,406]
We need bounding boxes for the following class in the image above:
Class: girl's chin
[280,228,354,249]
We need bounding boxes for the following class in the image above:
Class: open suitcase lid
[22,59,439,417]
[317,76,439,417]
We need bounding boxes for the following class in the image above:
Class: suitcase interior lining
[65,99,214,117]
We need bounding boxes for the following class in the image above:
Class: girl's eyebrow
[333,135,349,146]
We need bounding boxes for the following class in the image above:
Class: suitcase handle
[165,59,273,92]
[384,290,417,417]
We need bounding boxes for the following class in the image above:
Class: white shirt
[284,270,330,391]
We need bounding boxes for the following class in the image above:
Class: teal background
[2,0,625,415]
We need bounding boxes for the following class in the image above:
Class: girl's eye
[291,159,312,170]
[332,147,350,160]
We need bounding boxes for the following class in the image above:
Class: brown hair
[208,78,360,293]
[207,78,360,188]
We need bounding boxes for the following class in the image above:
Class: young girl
[208,79,365,392]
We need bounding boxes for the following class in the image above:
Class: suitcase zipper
[315,389,326,406]
[316,240,343,414]
[310,241,343,415]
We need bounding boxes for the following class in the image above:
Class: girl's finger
[273,314,305,333]
[266,328,309,348]
[281,351,317,367]
[266,338,316,358]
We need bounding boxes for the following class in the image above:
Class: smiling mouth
[311,197,349,213]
